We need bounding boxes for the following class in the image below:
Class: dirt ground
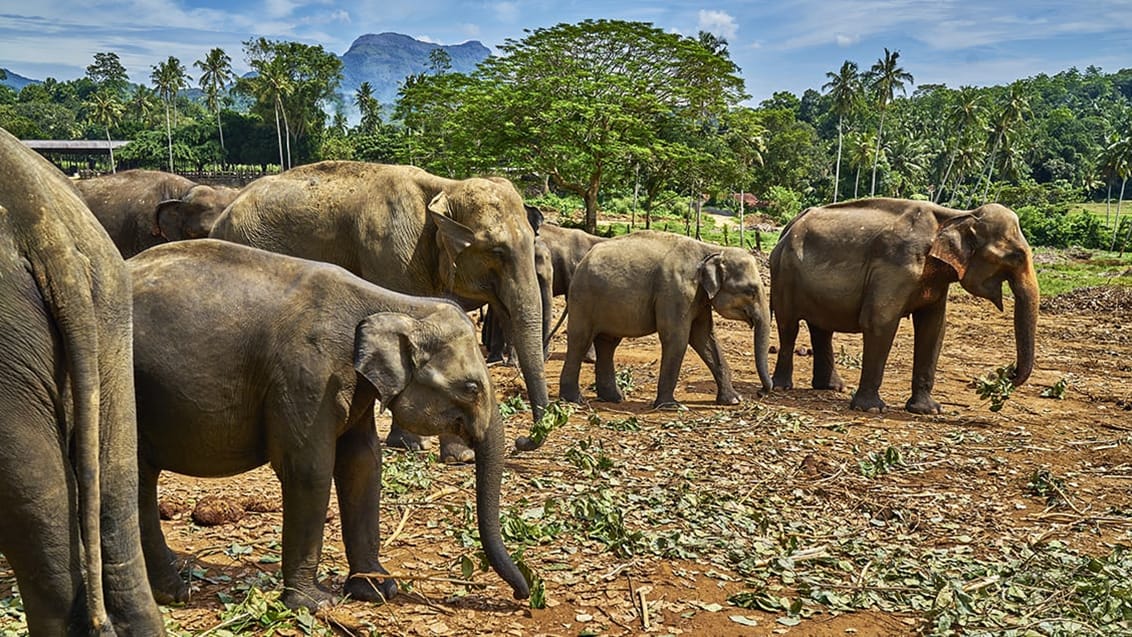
[2,263,1130,636]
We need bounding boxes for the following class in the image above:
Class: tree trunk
[739,190,745,248]
[105,128,116,173]
[164,101,173,173]
[833,118,843,203]
[1111,177,1127,252]
[870,109,886,196]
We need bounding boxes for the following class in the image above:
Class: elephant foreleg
[772,316,800,390]
[851,321,901,413]
[336,422,399,604]
[137,462,187,605]
[906,300,947,414]
[654,328,692,408]
[272,424,336,611]
[689,313,740,405]
[559,317,594,404]
[808,326,846,391]
[593,335,623,403]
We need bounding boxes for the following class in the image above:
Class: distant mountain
[339,32,490,105]
[0,68,40,91]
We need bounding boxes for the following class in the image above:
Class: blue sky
[1,1,1130,104]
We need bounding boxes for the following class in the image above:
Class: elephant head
[929,203,1039,384]
[154,184,240,240]
[353,305,530,600]
[699,248,774,392]
[427,178,549,421]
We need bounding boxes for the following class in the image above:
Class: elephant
[559,230,773,409]
[209,161,548,459]
[76,169,241,258]
[0,127,165,634]
[769,197,1039,414]
[127,239,530,612]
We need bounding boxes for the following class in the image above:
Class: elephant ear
[354,312,421,411]
[929,214,977,279]
[153,198,183,238]
[525,204,544,235]
[698,253,724,300]
[429,192,476,258]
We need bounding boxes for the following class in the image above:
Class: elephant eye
[462,380,483,397]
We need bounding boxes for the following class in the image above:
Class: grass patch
[1032,247,1132,298]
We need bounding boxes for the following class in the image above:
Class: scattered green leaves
[1041,375,1072,399]
[521,400,574,448]
[971,364,1016,412]
[498,393,530,418]
[858,446,906,479]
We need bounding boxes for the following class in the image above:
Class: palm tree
[846,131,876,199]
[151,56,189,172]
[935,88,984,202]
[355,81,380,133]
[822,60,861,203]
[977,81,1031,203]
[128,85,161,127]
[194,48,234,167]
[865,48,914,196]
[242,55,293,170]
[1103,134,1132,251]
[85,90,124,173]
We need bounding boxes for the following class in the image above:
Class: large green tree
[85,52,129,98]
[433,19,746,233]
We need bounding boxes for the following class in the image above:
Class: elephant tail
[31,246,110,632]
[545,303,569,348]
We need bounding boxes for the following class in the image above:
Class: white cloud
[493,1,519,23]
[835,33,858,46]
[461,23,482,38]
[697,9,738,41]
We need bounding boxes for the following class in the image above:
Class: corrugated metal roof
[21,139,130,152]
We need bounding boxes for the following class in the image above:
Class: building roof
[21,139,130,153]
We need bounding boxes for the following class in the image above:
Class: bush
[764,186,804,224]
[1016,204,1108,249]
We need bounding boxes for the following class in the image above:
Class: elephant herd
[0,124,1039,634]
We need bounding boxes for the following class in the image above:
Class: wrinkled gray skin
[769,198,1039,414]
[210,162,547,460]
[76,169,241,258]
[560,230,773,409]
[128,239,529,612]
[0,128,164,635]
[484,235,553,363]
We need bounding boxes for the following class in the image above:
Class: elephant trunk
[501,287,549,421]
[752,301,773,392]
[1008,263,1039,385]
[475,411,530,600]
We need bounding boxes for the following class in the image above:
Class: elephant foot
[772,373,793,390]
[905,396,942,415]
[850,391,886,413]
[653,399,686,411]
[440,435,475,464]
[344,569,399,604]
[148,558,189,605]
[514,435,543,452]
[281,584,336,612]
[386,428,433,452]
[716,390,742,405]
[559,387,584,405]
[595,384,623,403]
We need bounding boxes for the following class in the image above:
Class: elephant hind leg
[808,326,845,391]
[849,322,900,413]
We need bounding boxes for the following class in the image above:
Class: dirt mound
[1041,284,1132,314]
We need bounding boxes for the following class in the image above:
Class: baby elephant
[128,240,528,611]
[559,230,772,409]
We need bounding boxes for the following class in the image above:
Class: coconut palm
[935,87,984,202]
[151,56,189,172]
[85,89,124,173]
[355,81,381,133]
[195,48,234,167]
[128,85,161,128]
[865,48,914,196]
[824,60,855,201]
[846,130,876,199]
[977,81,1031,203]
[1102,133,1132,251]
[822,60,861,202]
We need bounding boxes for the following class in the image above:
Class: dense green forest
[2,20,1131,249]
